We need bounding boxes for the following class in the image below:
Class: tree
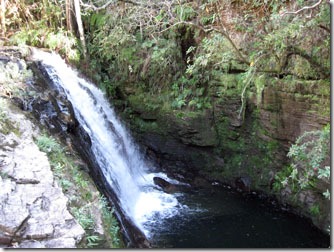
[1,0,5,38]
[65,0,75,32]
[73,0,87,60]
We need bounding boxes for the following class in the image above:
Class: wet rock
[153,177,190,194]
[235,176,251,192]
[29,90,79,135]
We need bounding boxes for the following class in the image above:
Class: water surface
[149,187,330,248]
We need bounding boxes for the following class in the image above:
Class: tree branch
[80,0,144,11]
[157,21,249,64]
[80,0,166,11]
[208,26,249,64]
[286,45,329,79]
[80,0,116,11]
[319,24,330,33]
[280,0,324,16]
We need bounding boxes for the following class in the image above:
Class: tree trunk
[65,0,74,32]
[73,0,87,60]
[1,0,6,38]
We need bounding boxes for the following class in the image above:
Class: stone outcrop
[0,86,84,247]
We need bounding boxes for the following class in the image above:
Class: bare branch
[80,0,168,11]
[80,0,116,11]
[280,0,324,16]
[80,0,145,11]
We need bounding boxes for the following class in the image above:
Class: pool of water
[147,186,330,248]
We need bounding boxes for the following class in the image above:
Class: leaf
[323,189,330,200]
[318,166,330,179]
[186,46,196,55]
[155,11,165,22]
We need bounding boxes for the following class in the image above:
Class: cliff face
[120,76,330,180]
[116,74,330,232]
[251,78,330,232]
[253,79,329,147]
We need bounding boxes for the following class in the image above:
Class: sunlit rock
[0,98,84,248]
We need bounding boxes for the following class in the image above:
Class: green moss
[213,107,282,190]
[317,80,330,96]
[254,74,267,106]
[214,74,243,98]
[0,100,21,136]
[132,117,161,134]
[290,56,318,79]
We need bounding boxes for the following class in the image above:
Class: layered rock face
[253,79,330,148]
[117,75,330,232]
[132,110,224,182]
[0,101,85,248]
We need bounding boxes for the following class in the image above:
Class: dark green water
[148,186,330,248]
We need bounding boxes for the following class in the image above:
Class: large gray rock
[0,100,85,248]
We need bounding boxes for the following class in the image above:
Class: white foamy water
[32,49,184,236]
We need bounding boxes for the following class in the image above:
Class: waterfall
[31,50,183,237]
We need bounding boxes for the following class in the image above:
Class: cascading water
[31,49,184,238]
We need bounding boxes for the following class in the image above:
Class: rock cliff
[0,99,85,248]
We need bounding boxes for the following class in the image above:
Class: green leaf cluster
[274,124,330,200]
[170,75,211,110]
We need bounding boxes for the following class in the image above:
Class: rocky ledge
[0,100,85,248]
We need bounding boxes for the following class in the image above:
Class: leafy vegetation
[79,0,329,119]
[271,124,330,236]
[99,196,122,248]
[273,124,330,199]
[2,0,80,62]
[270,124,330,234]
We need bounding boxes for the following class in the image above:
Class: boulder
[153,177,190,194]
